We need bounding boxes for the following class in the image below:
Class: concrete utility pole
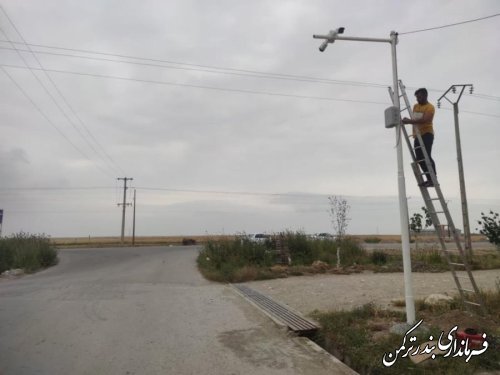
[132,189,136,246]
[117,177,133,244]
[438,85,474,260]
[313,28,415,324]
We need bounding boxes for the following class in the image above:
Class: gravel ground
[246,269,500,316]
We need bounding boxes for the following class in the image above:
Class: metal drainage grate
[233,284,318,336]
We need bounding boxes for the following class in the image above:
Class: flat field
[51,233,490,248]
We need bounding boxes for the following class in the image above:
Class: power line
[0,185,331,198]
[399,12,500,35]
[0,5,127,177]
[0,66,117,179]
[0,39,388,88]
[3,63,499,118]
[0,45,387,89]
[0,187,115,191]
[135,186,328,198]
[1,46,497,104]
[1,42,498,102]
[0,65,117,179]
[0,63,389,106]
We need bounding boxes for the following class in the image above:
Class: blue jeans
[414,133,436,181]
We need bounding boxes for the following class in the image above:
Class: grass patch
[0,232,58,274]
[312,285,500,374]
[197,237,275,282]
[197,232,367,282]
[367,249,500,273]
[198,233,500,282]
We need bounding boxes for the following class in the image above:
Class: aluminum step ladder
[390,80,485,315]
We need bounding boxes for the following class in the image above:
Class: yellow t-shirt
[412,102,435,136]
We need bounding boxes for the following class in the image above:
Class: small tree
[477,210,500,250]
[410,206,433,250]
[328,196,351,268]
[409,212,423,250]
[421,206,433,228]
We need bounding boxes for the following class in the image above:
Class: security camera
[319,41,329,52]
[315,27,346,52]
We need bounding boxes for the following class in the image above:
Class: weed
[0,232,58,273]
[313,299,500,374]
[371,251,388,265]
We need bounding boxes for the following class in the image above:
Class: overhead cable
[0,43,497,102]
[0,63,389,106]
[399,12,500,35]
[0,5,127,177]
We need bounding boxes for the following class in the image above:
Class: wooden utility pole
[117,177,133,244]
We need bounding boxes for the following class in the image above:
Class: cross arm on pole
[313,28,392,52]
[437,84,473,107]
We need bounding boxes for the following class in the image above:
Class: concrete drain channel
[233,284,318,337]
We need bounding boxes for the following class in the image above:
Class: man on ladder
[402,88,437,188]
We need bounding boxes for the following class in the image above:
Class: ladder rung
[425,197,440,201]
[460,288,475,293]
[429,211,444,214]
[464,301,481,307]
[450,262,465,267]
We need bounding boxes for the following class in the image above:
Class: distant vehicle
[315,233,335,240]
[249,233,271,243]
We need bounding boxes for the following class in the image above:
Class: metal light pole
[313,28,415,324]
[438,85,474,260]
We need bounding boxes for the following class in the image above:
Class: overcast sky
[1,0,499,238]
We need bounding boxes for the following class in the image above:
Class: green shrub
[197,232,368,282]
[413,249,445,265]
[284,232,366,267]
[0,232,58,273]
[197,237,275,282]
[477,211,500,249]
[371,250,388,265]
[338,237,367,266]
[285,231,317,265]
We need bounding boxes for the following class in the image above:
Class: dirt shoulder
[245,269,500,316]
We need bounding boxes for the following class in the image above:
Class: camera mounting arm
[313,27,394,52]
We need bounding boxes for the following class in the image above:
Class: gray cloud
[0,0,498,237]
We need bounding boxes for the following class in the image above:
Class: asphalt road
[0,246,355,375]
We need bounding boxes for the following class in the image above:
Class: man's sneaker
[419,180,434,188]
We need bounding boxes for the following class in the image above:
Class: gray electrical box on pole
[385,106,400,128]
